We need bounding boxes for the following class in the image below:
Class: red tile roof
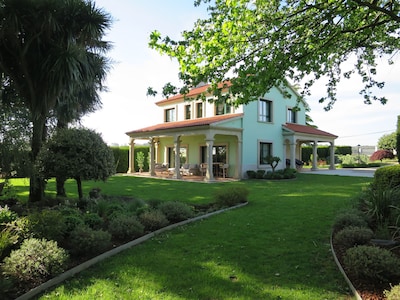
[283,123,337,138]
[126,113,243,135]
[156,82,232,106]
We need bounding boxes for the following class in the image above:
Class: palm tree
[0,0,112,201]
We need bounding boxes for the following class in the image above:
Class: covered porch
[126,114,244,182]
[282,123,338,171]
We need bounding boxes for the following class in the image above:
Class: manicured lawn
[11,174,370,299]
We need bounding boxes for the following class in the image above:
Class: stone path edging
[16,202,248,300]
[330,233,362,300]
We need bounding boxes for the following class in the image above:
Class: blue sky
[82,1,400,146]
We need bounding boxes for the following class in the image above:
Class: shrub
[108,214,144,241]
[59,207,84,233]
[332,210,368,232]
[2,238,68,285]
[95,199,125,221]
[27,209,66,243]
[384,284,400,300]
[373,165,400,190]
[343,245,400,283]
[146,199,162,209]
[83,212,104,230]
[0,228,18,259]
[256,170,265,179]
[68,226,111,257]
[139,209,169,232]
[358,187,400,227]
[370,149,395,162]
[159,201,194,223]
[246,170,256,179]
[333,226,374,249]
[214,186,249,208]
[0,205,18,225]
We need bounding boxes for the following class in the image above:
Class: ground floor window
[259,142,272,165]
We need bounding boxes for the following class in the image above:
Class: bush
[256,170,265,179]
[370,149,395,162]
[159,201,194,223]
[108,214,144,241]
[0,228,18,259]
[333,226,374,249]
[139,209,169,232]
[246,170,256,179]
[343,245,400,283]
[83,212,104,230]
[0,205,18,225]
[373,165,400,190]
[68,226,111,257]
[214,186,249,208]
[384,284,400,300]
[335,146,352,156]
[27,209,66,243]
[2,238,68,285]
[59,207,84,233]
[146,199,162,209]
[332,210,368,232]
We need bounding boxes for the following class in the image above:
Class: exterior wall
[241,86,306,177]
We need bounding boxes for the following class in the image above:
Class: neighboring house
[126,82,337,181]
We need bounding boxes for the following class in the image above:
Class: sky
[82,1,400,147]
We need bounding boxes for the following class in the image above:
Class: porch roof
[126,113,243,137]
[282,123,338,140]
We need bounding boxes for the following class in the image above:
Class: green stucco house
[126,82,337,181]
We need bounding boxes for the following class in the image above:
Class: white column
[290,141,296,169]
[172,135,181,179]
[127,138,135,173]
[311,141,318,171]
[149,138,156,176]
[205,138,215,182]
[329,141,336,170]
[236,136,242,179]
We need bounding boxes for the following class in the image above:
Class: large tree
[0,0,112,201]
[149,0,399,108]
[377,132,397,151]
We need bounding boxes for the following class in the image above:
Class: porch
[124,171,239,183]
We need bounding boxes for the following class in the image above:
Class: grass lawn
[10,174,370,299]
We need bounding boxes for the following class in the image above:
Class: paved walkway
[301,168,376,178]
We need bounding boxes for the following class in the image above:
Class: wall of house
[241,86,306,176]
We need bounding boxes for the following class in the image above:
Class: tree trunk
[29,116,46,202]
[56,177,67,197]
[75,176,83,200]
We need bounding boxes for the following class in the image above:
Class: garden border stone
[16,202,248,300]
[330,232,362,300]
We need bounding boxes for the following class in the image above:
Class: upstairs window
[185,104,191,120]
[165,108,175,122]
[196,102,203,118]
[287,108,297,123]
[215,101,232,115]
[259,99,272,122]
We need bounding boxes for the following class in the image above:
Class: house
[125,82,337,181]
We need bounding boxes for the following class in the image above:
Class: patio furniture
[200,163,207,176]
[219,163,229,178]
[180,164,199,176]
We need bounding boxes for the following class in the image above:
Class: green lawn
[10,174,370,299]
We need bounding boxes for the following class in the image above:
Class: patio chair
[219,163,229,178]
[180,164,199,176]
[200,163,207,176]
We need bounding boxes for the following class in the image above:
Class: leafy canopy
[377,132,397,150]
[149,0,400,109]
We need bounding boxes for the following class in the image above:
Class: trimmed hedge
[373,165,400,190]
[111,146,129,173]
[301,145,351,163]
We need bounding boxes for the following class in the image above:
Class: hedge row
[301,146,352,162]
[110,145,150,173]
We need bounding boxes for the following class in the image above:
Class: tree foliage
[378,132,397,150]
[370,149,395,161]
[0,0,112,201]
[397,115,400,163]
[149,0,400,109]
[36,128,115,199]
